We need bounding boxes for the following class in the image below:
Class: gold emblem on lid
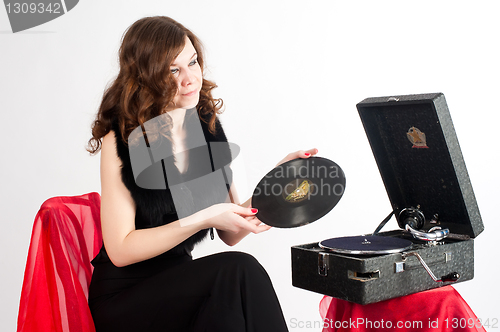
[285,179,310,202]
[407,127,429,148]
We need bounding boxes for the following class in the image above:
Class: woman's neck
[166,108,189,174]
[168,108,187,132]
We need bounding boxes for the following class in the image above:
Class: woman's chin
[180,101,199,110]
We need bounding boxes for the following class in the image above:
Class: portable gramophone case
[291,93,484,304]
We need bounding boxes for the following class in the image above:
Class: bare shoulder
[101,131,120,167]
[101,130,118,152]
[100,130,135,223]
[100,130,124,193]
[99,129,136,266]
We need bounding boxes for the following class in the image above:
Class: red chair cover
[319,286,486,332]
[17,193,102,332]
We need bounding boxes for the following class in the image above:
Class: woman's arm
[100,131,268,267]
[216,148,318,246]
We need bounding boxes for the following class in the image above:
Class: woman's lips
[182,90,197,97]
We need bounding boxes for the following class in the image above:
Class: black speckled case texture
[291,93,483,304]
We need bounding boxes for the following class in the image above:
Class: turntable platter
[319,235,413,255]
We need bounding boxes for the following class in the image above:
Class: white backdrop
[1,1,499,331]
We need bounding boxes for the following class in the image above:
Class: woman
[87,16,316,332]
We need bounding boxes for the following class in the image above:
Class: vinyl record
[252,157,346,228]
[319,235,413,255]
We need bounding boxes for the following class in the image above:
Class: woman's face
[169,37,202,110]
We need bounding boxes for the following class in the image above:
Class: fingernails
[251,208,258,213]
[305,152,311,156]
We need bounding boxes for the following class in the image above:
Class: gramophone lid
[357,93,483,238]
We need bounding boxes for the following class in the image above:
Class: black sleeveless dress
[88,113,289,332]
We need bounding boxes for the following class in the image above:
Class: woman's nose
[180,69,195,86]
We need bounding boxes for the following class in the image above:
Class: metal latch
[318,252,329,276]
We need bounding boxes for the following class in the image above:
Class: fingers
[230,213,271,234]
[239,220,271,234]
[213,204,271,234]
[231,204,259,217]
[303,148,319,157]
[291,148,318,159]
[277,148,319,167]
[295,148,318,158]
[244,215,272,233]
[252,224,272,233]
[244,215,262,225]
[240,205,272,231]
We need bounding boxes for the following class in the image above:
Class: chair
[17,193,102,332]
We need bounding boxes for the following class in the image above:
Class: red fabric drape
[319,286,486,332]
[17,193,102,332]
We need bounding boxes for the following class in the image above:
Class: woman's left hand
[276,148,318,167]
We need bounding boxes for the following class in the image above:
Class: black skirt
[89,250,288,332]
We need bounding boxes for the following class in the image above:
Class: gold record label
[407,127,429,148]
[283,179,311,203]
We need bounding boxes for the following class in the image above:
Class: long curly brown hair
[87,16,223,154]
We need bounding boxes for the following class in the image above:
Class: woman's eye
[189,59,198,66]
[170,68,179,75]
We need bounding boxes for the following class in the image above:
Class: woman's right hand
[195,203,271,234]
